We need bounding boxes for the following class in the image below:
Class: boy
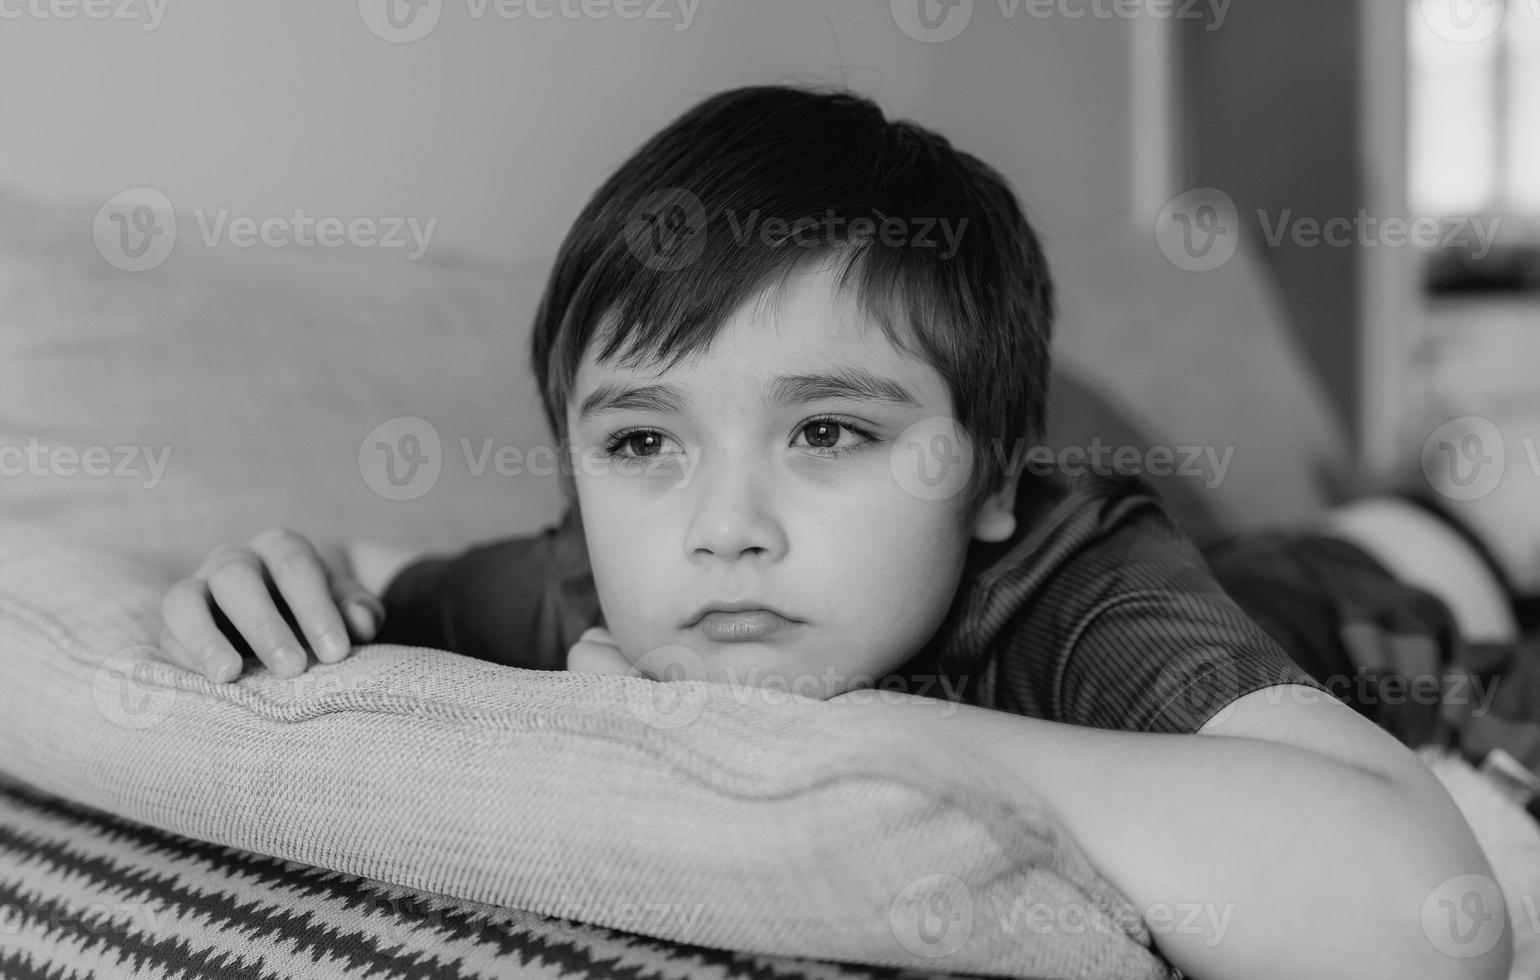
[158,85,1509,980]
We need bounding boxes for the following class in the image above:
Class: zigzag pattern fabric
[0,773,902,980]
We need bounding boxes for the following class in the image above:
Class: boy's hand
[160,527,385,683]
[565,626,636,676]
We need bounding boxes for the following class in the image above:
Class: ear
[969,468,1022,544]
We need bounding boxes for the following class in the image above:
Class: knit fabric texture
[0,525,1173,979]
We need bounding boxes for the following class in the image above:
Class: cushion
[0,524,1174,979]
[0,184,567,578]
[0,771,929,980]
[1049,230,1350,541]
[0,184,1345,580]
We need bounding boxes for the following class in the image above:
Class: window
[1409,0,1540,218]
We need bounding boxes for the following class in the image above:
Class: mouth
[682,601,800,642]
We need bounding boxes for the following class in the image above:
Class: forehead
[572,264,944,401]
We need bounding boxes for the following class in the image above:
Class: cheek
[813,486,973,617]
[574,478,679,639]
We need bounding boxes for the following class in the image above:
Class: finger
[249,528,354,664]
[579,626,619,647]
[161,578,245,682]
[334,580,385,644]
[567,639,635,676]
[201,548,309,678]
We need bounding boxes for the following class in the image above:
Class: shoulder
[955,473,1325,732]
[964,471,1202,603]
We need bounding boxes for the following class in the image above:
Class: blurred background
[0,0,1535,567]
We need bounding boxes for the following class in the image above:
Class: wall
[1181,0,1364,448]
[0,0,1145,271]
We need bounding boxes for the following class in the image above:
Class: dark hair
[530,83,1054,517]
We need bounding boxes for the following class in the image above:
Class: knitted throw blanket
[0,526,1173,979]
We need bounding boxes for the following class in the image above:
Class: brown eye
[607,430,667,457]
[793,417,877,458]
[802,421,841,449]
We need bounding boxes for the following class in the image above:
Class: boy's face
[565,262,1019,699]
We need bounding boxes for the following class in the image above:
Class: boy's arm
[842,687,1509,980]
[359,509,599,671]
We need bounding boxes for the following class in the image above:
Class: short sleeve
[1057,583,1335,734]
[375,506,601,670]
[983,478,1335,734]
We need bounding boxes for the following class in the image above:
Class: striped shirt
[378,472,1328,733]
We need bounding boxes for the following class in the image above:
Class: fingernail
[203,649,240,683]
[317,630,350,664]
[273,646,306,676]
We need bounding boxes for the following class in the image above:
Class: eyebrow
[577,367,923,421]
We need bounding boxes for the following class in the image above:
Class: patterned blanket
[0,773,948,980]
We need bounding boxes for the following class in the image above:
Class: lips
[692,609,797,643]
[682,600,800,642]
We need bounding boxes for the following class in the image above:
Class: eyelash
[603,416,878,460]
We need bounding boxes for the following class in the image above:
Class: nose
[682,445,788,564]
